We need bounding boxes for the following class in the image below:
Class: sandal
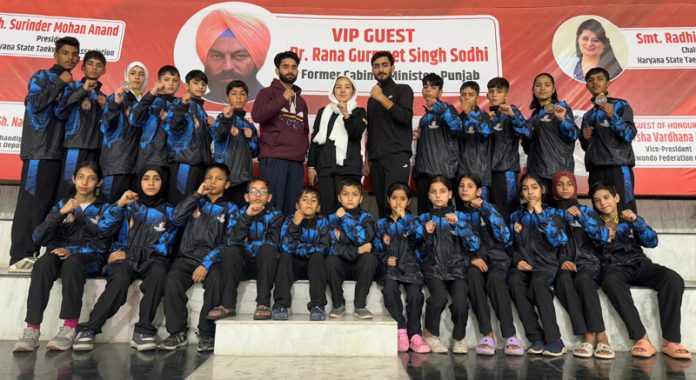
[631,339,656,358]
[663,342,692,360]
[253,305,272,320]
[476,336,496,356]
[573,342,594,358]
[206,305,236,320]
[504,337,525,356]
[594,342,615,359]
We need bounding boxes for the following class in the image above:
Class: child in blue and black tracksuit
[160,163,239,352]
[523,73,579,206]
[211,80,259,207]
[420,175,479,354]
[54,50,108,202]
[374,182,430,353]
[458,81,493,203]
[100,62,149,202]
[129,65,181,178]
[164,70,212,205]
[581,67,638,213]
[325,178,378,319]
[508,173,568,356]
[14,162,117,353]
[590,181,689,360]
[458,173,524,356]
[10,37,80,270]
[486,77,531,222]
[210,177,284,321]
[414,73,462,214]
[74,165,179,352]
[552,171,614,359]
[274,186,331,321]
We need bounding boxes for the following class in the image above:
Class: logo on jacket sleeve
[513,223,523,234]
[63,213,75,224]
[217,214,226,223]
[194,118,201,129]
[230,127,240,137]
[159,110,167,121]
[333,228,341,239]
[383,233,390,246]
[193,208,201,219]
[154,221,166,232]
[81,99,92,111]
[89,215,100,224]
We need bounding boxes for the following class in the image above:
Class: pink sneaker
[397,329,409,352]
[409,334,431,353]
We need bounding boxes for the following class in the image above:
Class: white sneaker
[424,335,448,353]
[13,328,40,352]
[452,338,469,354]
[9,255,38,274]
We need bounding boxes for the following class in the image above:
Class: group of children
[8,36,690,361]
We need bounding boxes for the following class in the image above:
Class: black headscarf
[137,165,166,208]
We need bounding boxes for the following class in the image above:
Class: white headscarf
[124,61,149,101]
[313,77,357,166]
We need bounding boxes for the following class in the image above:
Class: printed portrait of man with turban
[196,9,271,102]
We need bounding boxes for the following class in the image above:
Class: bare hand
[243,128,252,139]
[561,260,577,272]
[499,103,514,117]
[370,84,384,100]
[487,111,496,119]
[461,100,474,115]
[358,242,372,254]
[114,87,125,104]
[471,198,484,208]
[181,93,192,104]
[150,81,164,96]
[51,247,70,260]
[223,105,233,118]
[554,104,567,121]
[60,198,79,215]
[59,71,73,83]
[601,103,615,119]
[97,95,107,107]
[206,116,215,126]
[293,210,304,226]
[534,201,544,214]
[338,102,350,119]
[582,126,594,140]
[471,258,488,273]
[387,256,397,267]
[108,250,126,264]
[621,209,637,222]
[192,265,208,283]
[445,213,458,224]
[117,190,138,208]
[567,206,581,218]
[335,207,346,218]
[425,220,436,233]
[517,260,533,271]
[197,182,212,196]
[307,167,318,186]
[423,98,436,112]
[283,88,295,102]
[83,79,98,91]
[246,203,264,216]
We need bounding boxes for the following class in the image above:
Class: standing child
[212,80,258,207]
[420,175,479,354]
[458,173,524,356]
[160,163,238,352]
[164,70,212,205]
[101,62,149,202]
[486,77,531,221]
[55,51,107,202]
[413,73,462,214]
[208,177,285,321]
[13,162,116,352]
[552,171,614,359]
[458,81,493,202]
[325,178,378,319]
[10,36,80,273]
[373,182,430,353]
[580,67,638,213]
[590,181,690,360]
[274,186,331,321]
[507,173,568,356]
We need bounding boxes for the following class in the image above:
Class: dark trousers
[467,266,516,338]
[10,159,61,264]
[79,257,169,335]
[56,148,99,202]
[168,162,206,206]
[325,254,378,308]
[220,245,279,308]
[490,170,519,222]
[601,261,684,342]
[555,268,605,335]
[224,181,249,209]
[318,174,361,216]
[274,252,328,310]
[102,174,134,204]
[25,253,102,325]
[163,259,221,338]
[424,277,469,340]
[383,279,424,337]
[588,165,637,213]
[369,154,411,217]
[259,158,305,217]
[508,269,560,343]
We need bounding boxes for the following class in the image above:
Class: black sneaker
[72,329,96,351]
[158,331,188,350]
[309,306,326,321]
[197,335,215,352]
[130,332,157,351]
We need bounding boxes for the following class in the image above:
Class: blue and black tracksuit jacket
[55,79,104,150]
[280,215,331,259]
[523,101,579,180]
[128,93,174,172]
[164,98,212,166]
[373,213,424,284]
[231,206,284,258]
[100,92,142,176]
[212,109,259,186]
[459,200,512,272]
[580,96,636,170]
[414,100,462,179]
[597,215,658,269]
[556,201,609,273]
[458,106,493,186]
[490,105,531,173]
[328,208,375,262]
[509,207,568,277]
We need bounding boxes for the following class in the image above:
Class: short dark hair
[157,65,180,79]
[589,181,618,199]
[205,163,230,180]
[55,36,79,52]
[226,80,249,95]
[460,81,480,94]
[428,175,452,192]
[73,161,102,180]
[338,178,363,193]
[296,186,321,204]
[185,70,208,84]
[386,182,412,199]
[83,50,106,66]
[422,73,443,90]
[585,67,610,82]
[487,77,510,91]
[370,51,394,65]
[247,176,272,194]
[458,173,482,189]
[273,51,300,68]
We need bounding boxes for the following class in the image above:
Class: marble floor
[1,341,693,380]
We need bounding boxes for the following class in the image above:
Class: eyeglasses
[248,189,269,196]
[580,36,601,44]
